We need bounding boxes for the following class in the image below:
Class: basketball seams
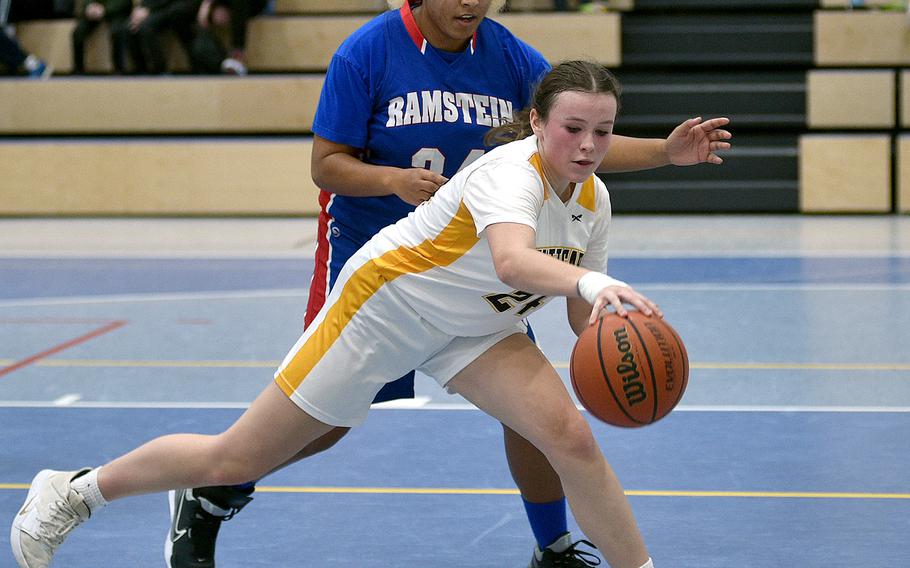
[625,314,660,424]
[596,316,644,427]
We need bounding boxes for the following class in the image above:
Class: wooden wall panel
[498,13,621,66]
[0,77,322,134]
[815,11,910,66]
[897,135,910,213]
[16,12,621,73]
[0,140,319,215]
[807,70,895,128]
[799,135,892,213]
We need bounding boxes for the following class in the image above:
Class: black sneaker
[165,485,254,568]
[528,533,601,567]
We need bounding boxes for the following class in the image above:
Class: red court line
[0,318,121,325]
[0,320,128,378]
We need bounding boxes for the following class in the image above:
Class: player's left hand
[665,116,732,166]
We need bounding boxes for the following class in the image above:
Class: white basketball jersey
[362,135,612,336]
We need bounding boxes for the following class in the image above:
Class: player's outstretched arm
[597,116,732,173]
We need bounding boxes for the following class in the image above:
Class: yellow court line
[262,486,519,495]
[623,490,910,500]
[261,487,910,499]
[1,483,906,499]
[3,359,910,372]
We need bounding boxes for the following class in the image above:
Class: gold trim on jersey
[577,176,597,213]
[276,202,480,395]
[528,152,548,201]
[529,152,598,212]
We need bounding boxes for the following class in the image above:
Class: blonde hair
[386,1,507,14]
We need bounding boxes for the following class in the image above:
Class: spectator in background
[1,0,52,78]
[6,0,72,20]
[0,30,51,78]
[190,0,268,75]
[122,0,199,74]
[553,1,608,12]
[71,0,132,74]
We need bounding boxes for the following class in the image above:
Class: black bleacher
[621,13,814,67]
[605,3,815,213]
[606,134,800,212]
[618,70,806,129]
[632,0,819,10]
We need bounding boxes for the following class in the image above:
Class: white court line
[0,400,908,413]
[0,288,309,308]
[3,250,908,259]
[610,250,910,258]
[2,282,909,309]
[638,283,910,292]
[0,251,315,259]
[52,394,82,406]
[675,405,910,413]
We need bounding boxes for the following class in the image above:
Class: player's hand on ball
[589,285,662,325]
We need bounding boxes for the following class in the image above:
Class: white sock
[70,467,109,513]
[638,558,654,568]
[23,54,40,72]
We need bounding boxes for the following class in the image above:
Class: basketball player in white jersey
[14,61,661,568]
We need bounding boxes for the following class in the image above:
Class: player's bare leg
[448,333,651,568]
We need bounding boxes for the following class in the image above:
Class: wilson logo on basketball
[612,326,646,406]
[570,312,688,427]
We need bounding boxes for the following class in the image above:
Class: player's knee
[205,457,263,487]
[203,439,270,485]
[304,426,351,456]
[541,412,599,468]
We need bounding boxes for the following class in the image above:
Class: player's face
[531,90,617,196]
[415,0,492,52]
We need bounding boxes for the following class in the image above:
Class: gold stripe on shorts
[276,201,480,394]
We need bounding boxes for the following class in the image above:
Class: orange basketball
[570,311,689,428]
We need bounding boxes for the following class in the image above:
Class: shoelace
[550,539,601,567]
[220,506,243,522]
[37,500,84,547]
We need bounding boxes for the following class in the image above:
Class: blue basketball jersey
[312,2,551,243]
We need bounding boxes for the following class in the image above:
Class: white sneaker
[11,469,92,568]
[220,57,248,76]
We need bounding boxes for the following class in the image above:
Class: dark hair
[484,60,621,147]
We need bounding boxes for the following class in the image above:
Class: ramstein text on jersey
[386,90,515,128]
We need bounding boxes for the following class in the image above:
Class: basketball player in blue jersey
[164,2,732,567]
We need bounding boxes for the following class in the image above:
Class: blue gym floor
[1,216,909,567]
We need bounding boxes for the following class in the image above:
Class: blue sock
[521,497,568,549]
